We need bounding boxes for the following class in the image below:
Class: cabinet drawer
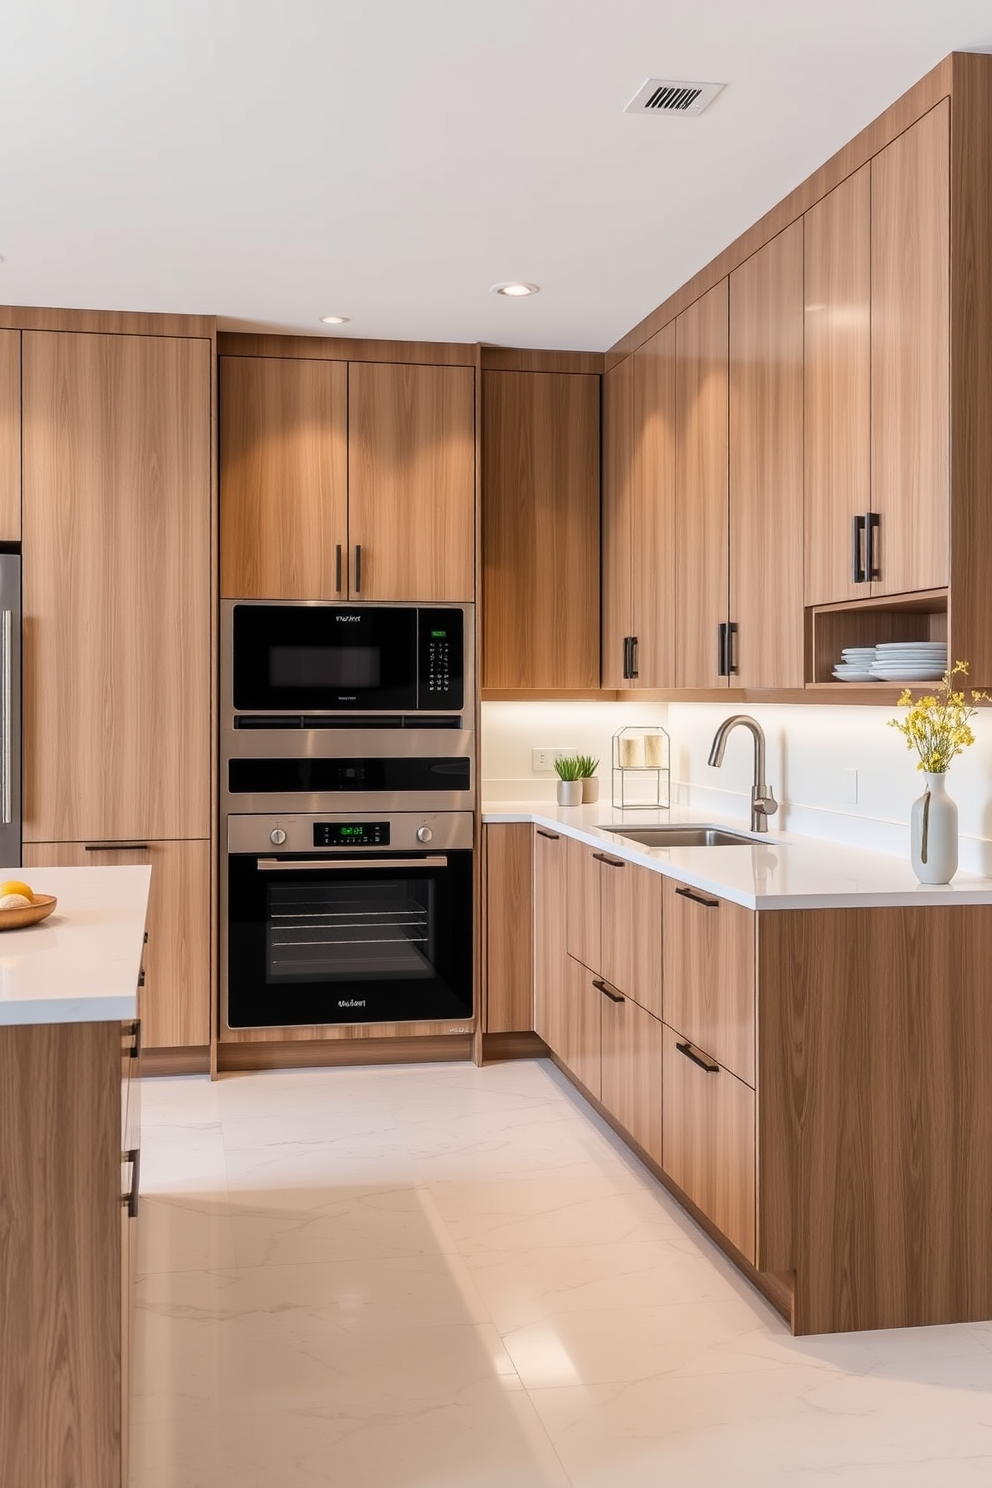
[565,838,601,972]
[662,876,755,1084]
[600,853,663,1018]
[663,1023,755,1262]
[558,955,602,1100]
[602,993,663,1166]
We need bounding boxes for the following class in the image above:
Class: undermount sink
[606,825,757,848]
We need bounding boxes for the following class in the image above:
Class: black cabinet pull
[629,636,638,680]
[125,1018,141,1059]
[122,1148,140,1218]
[593,852,624,868]
[675,884,720,908]
[622,636,631,680]
[717,622,728,677]
[137,966,146,989]
[354,544,363,593]
[866,511,881,581]
[84,842,149,852]
[852,514,867,583]
[727,621,739,675]
[335,544,343,593]
[536,828,560,841]
[593,978,625,1004]
[676,1040,720,1073]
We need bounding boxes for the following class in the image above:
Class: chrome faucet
[707,714,778,833]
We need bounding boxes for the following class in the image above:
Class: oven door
[226,849,474,1028]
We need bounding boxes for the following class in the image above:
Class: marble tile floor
[131,1059,992,1487]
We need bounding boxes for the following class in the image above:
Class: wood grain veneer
[600,356,634,689]
[0,329,20,540]
[533,825,568,1051]
[217,1034,474,1071]
[347,361,476,601]
[601,995,663,1166]
[675,281,730,690]
[479,347,604,375]
[560,956,603,1100]
[663,1021,756,1264]
[599,854,663,1019]
[219,332,476,366]
[221,1016,475,1044]
[0,1020,124,1488]
[23,841,210,1050]
[483,823,534,1032]
[481,369,600,689]
[757,904,992,1335]
[631,322,677,688]
[804,166,871,607]
[21,331,211,843]
[219,355,348,599]
[0,305,214,338]
[662,877,755,1086]
[871,101,950,598]
[564,837,602,973]
[730,222,805,688]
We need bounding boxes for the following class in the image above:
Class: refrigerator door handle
[2,608,12,827]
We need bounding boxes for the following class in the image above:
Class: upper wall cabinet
[601,356,633,690]
[0,330,20,541]
[729,221,805,689]
[22,331,212,842]
[675,280,730,691]
[220,356,348,600]
[482,368,599,690]
[348,362,475,602]
[870,101,949,598]
[221,356,476,603]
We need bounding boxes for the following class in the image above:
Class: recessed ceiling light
[491,282,540,297]
[319,314,350,325]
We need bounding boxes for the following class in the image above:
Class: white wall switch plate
[532,746,579,773]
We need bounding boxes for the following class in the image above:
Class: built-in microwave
[223,601,472,718]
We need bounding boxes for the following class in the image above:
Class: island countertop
[482,800,992,910]
[0,865,151,1025]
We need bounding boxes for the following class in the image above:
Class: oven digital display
[313,821,390,847]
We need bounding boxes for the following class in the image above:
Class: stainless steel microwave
[222,601,474,719]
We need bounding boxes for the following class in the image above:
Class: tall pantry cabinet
[18,323,214,1057]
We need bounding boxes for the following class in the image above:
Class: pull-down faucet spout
[707,714,778,833]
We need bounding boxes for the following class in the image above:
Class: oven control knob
[416,826,433,843]
[269,828,287,846]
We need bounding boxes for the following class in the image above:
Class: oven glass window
[267,879,435,983]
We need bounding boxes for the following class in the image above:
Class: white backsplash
[482,698,992,873]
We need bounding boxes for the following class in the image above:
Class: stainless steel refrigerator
[0,555,21,867]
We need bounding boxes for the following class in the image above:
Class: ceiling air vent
[624,78,725,116]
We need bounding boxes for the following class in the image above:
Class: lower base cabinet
[662,1022,755,1262]
[560,956,603,1100]
[602,993,663,1166]
[23,839,211,1050]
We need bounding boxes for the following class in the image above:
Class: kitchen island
[0,865,150,1488]
[483,804,992,1335]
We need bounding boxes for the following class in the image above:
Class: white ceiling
[2,1,991,352]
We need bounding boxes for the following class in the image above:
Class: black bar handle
[125,1018,141,1059]
[717,622,728,677]
[593,978,625,1004]
[727,621,739,676]
[354,544,362,593]
[629,636,638,680]
[622,636,631,680]
[84,842,149,852]
[335,544,343,593]
[137,966,146,989]
[675,884,720,908]
[122,1148,140,1218]
[866,511,881,581]
[676,1040,720,1073]
[852,514,866,584]
[536,828,560,841]
[593,852,625,868]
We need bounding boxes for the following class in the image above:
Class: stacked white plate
[870,641,947,682]
[833,647,878,682]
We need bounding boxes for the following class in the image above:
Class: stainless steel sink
[605,825,757,848]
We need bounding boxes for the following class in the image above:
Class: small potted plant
[554,755,583,806]
[575,754,600,804]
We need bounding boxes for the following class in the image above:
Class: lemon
[0,879,33,901]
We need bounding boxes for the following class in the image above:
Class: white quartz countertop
[0,866,151,1026]
[482,800,992,910]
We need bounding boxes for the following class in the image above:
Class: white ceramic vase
[556,779,583,806]
[581,776,599,804]
[910,771,958,884]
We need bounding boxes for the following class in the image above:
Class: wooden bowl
[0,894,58,930]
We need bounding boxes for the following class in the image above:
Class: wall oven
[221,600,476,1032]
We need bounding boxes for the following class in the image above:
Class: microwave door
[232,604,418,712]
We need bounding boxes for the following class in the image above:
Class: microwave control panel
[418,610,463,706]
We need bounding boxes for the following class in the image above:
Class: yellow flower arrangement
[888,661,990,773]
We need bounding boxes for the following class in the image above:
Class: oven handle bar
[256,856,449,871]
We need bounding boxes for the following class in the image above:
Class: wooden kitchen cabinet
[598,848,663,1018]
[24,841,211,1052]
[871,101,950,598]
[0,329,20,540]
[662,876,755,1086]
[663,1021,755,1262]
[220,355,348,599]
[483,823,534,1033]
[565,835,602,972]
[348,361,476,601]
[533,825,568,1050]
[601,993,663,1166]
[675,281,730,690]
[481,369,600,689]
[601,356,633,689]
[21,330,212,843]
[729,221,805,688]
[559,954,603,1099]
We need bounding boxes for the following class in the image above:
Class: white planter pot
[556,779,583,806]
[910,771,958,884]
[581,776,599,804]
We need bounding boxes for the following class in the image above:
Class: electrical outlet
[842,768,858,805]
[532,746,579,773]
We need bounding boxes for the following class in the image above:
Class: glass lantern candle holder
[612,726,670,809]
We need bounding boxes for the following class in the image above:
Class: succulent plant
[554,754,583,782]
